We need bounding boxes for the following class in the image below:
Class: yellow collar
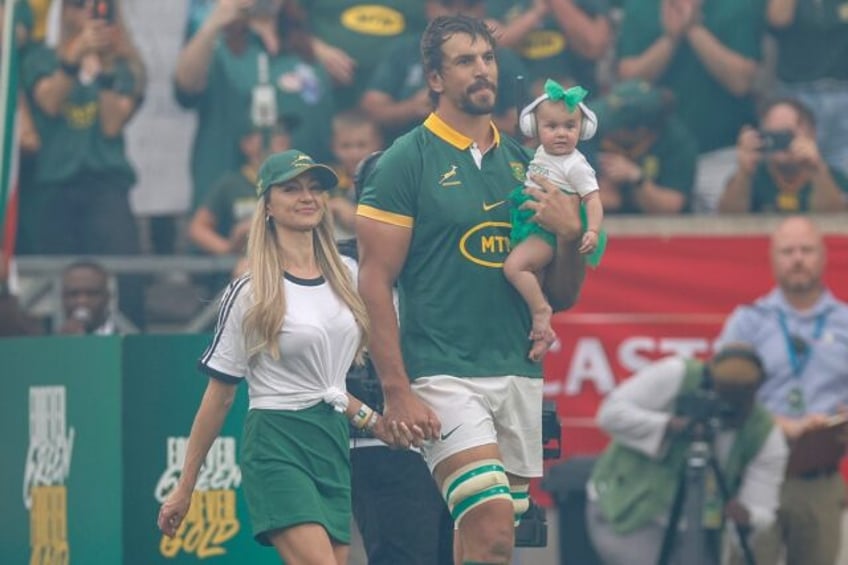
[423,113,501,150]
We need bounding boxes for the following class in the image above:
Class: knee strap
[511,483,530,526]
[442,459,512,526]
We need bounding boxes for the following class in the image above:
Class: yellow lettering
[159,490,240,559]
[481,235,511,254]
[519,30,566,60]
[341,6,405,35]
[29,487,69,565]
[62,101,98,129]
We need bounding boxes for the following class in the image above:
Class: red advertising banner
[536,234,848,505]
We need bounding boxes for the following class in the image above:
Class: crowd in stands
[1,0,846,331]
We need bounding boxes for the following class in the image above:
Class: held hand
[63,10,103,62]
[666,416,691,437]
[522,174,582,241]
[157,488,193,538]
[598,152,642,185]
[661,0,689,40]
[382,386,440,448]
[791,134,825,172]
[313,40,356,86]
[578,230,598,254]
[209,0,253,30]
[370,414,395,445]
[736,126,762,176]
[724,499,751,527]
[778,413,830,441]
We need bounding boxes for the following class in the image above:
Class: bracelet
[59,59,80,77]
[97,72,117,91]
[351,404,375,430]
[365,412,379,431]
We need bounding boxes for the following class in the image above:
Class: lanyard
[777,309,829,380]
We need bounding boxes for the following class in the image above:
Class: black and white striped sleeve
[198,276,250,384]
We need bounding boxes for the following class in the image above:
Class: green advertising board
[0,335,280,565]
[0,336,123,564]
[123,334,276,564]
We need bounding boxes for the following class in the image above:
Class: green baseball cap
[256,150,339,196]
[592,80,666,134]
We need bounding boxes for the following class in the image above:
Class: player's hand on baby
[579,230,598,254]
[524,174,582,241]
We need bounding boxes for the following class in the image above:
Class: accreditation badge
[787,386,805,415]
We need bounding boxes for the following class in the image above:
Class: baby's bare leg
[503,237,556,361]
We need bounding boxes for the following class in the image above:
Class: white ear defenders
[519,93,598,141]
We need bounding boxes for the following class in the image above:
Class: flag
[0,0,21,266]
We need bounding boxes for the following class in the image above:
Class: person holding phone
[21,0,148,328]
[174,0,335,209]
[718,97,848,213]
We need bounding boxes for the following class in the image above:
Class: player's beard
[460,79,497,116]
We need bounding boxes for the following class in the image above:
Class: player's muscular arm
[356,217,441,442]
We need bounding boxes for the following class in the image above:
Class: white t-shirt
[199,256,361,411]
[525,145,599,198]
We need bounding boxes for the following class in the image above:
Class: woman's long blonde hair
[242,191,369,362]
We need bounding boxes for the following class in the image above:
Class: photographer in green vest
[585,345,789,565]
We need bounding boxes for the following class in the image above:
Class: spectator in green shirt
[22,0,146,328]
[175,0,334,209]
[360,0,527,143]
[616,0,766,213]
[302,0,427,110]
[719,97,848,214]
[486,0,613,96]
[767,0,848,177]
[591,80,698,214]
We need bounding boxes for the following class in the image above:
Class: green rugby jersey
[358,114,541,381]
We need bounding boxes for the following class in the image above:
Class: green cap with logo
[256,150,339,196]
[592,80,666,134]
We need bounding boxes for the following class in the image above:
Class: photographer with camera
[586,346,788,565]
[718,97,848,214]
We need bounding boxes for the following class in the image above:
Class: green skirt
[508,184,607,267]
[241,403,351,546]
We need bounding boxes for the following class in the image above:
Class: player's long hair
[242,183,369,362]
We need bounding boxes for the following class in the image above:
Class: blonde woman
[157,150,393,564]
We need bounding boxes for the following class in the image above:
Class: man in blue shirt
[717,215,848,565]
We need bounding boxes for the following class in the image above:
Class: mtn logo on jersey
[439,165,461,187]
[459,221,512,268]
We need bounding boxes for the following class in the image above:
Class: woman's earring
[266,214,272,224]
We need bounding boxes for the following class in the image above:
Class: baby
[504,79,604,361]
